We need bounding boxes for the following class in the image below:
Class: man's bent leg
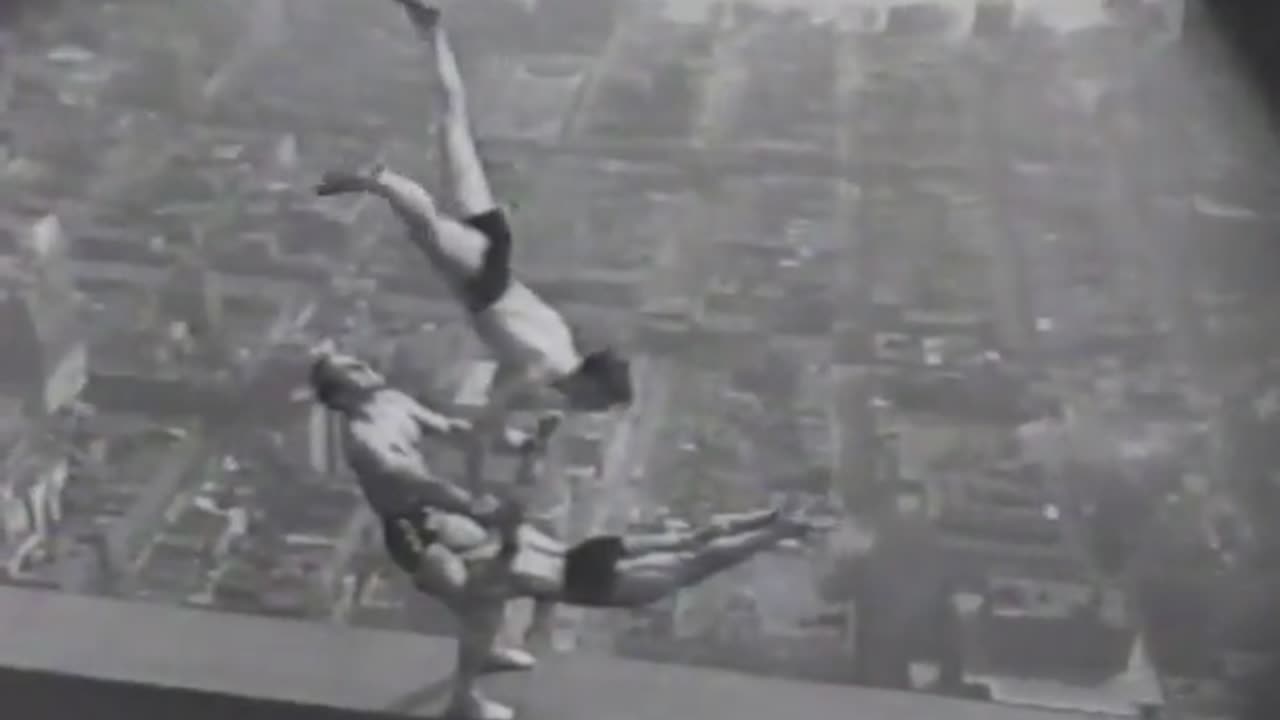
[451,600,516,720]
[403,534,532,673]
[431,17,500,216]
[393,1,498,216]
[511,436,563,649]
[315,166,490,278]
[523,599,557,651]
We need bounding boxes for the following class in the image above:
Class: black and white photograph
[0,1,1277,719]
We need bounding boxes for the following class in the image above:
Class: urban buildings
[0,1,1265,719]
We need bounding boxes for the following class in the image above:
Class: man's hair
[578,347,633,406]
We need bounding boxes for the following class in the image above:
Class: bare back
[472,281,581,381]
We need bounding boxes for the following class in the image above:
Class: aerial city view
[0,0,1276,719]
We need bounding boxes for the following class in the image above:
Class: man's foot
[708,507,782,536]
[778,501,837,543]
[780,514,837,540]
[484,646,536,673]
[448,691,515,720]
[391,0,441,35]
[314,165,382,196]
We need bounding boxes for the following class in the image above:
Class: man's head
[309,346,386,413]
[559,347,634,412]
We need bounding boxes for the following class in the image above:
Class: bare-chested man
[314,1,632,442]
[310,348,826,720]
[307,345,552,660]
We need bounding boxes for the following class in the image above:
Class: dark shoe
[391,0,441,32]
[314,165,381,196]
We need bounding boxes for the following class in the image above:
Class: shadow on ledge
[0,666,414,720]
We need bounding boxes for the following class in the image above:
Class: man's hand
[534,410,564,443]
[443,416,474,437]
[471,494,523,530]
[493,410,564,456]
[520,410,564,456]
[470,494,502,518]
[492,496,524,531]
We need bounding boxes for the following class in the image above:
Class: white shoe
[450,691,516,720]
[485,646,537,672]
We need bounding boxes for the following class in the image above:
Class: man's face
[335,354,383,389]
[316,351,384,402]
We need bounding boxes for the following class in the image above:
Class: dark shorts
[382,503,516,575]
[562,535,626,607]
[381,505,439,575]
[461,208,514,313]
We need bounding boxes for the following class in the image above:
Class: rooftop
[0,586,1103,720]
[131,457,361,613]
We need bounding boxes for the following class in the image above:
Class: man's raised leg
[394,1,499,217]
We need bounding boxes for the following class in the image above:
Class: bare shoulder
[346,392,419,445]
[352,388,416,421]
[379,388,425,413]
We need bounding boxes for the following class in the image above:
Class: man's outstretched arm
[466,366,560,481]
[408,401,557,454]
[408,401,473,440]
[395,462,504,523]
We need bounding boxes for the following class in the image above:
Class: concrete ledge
[0,666,404,720]
[0,586,1094,719]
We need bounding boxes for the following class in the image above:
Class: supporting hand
[520,410,564,456]
[534,410,565,443]
[488,496,525,559]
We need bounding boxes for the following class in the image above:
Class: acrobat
[314,0,638,665]
[314,1,633,432]
[309,347,826,720]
